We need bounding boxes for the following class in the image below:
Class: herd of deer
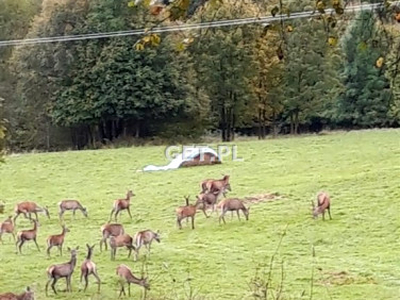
[0,174,332,299]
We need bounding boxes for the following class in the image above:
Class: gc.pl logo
[164,145,244,162]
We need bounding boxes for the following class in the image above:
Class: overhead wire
[0,2,384,47]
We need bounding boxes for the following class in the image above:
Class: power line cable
[0,2,383,47]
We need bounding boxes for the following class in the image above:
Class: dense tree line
[0,0,399,151]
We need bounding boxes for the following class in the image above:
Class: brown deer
[0,216,16,243]
[109,190,135,222]
[13,201,50,223]
[116,264,150,297]
[133,230,160,261]
[219,199,250,224]
[311,191,332,220]
[46,225,70,257]
[45,246,79,295]
[176,195,203,230]
[109,233,136,260]
[100,223,125,252]
[196,188,226,218]
[15,219,40,254]
[80,244,101,292]
[0,286,34,300]
[201,175,231,195]
[58,200,88,219]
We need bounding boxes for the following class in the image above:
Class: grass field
[1,129,400,300]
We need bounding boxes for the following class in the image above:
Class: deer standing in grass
[196,187,227,218]
[15,219,40,254]
[80,244,101,292]
[100,223,125,252]
[13,201,50,223]
[0,286,34,300]
[0,216,16,243]
[176,196,203,230]
[46,225,70,257]
[58,200,88,220]
[109,190,135,222]
[116,264,150,297]
[109,233,136,260]
[133,230,160,261]
[201,175,231,195]
[311,191,332,220]
[45,246,79,295]
[218,199,250,224]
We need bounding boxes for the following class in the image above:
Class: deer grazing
[175,195,203,230]
[116,264,150,297]
[58,200,88,219]
[133,230,160,261]
[15,219,40,254]
[0,216,16,243]
[218,199,250,224]
[109,233,136,261]
[109,190,135,222]
[80,244,101,292]
[100,223,125,252]
[46,225,70,257]
[0,286,34,300]
[45,246,79,295]
[200,175,231,195]
[311,191,332,220]
[13,201,50,223]
[196,188,226,218]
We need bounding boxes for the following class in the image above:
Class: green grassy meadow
[1,129,400,299]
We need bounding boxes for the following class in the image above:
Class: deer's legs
[83,274,89,292]
[51,278,58,295]
[67,275,73,292]
[59,244,63,256]
[236,210,241,221]
[18,240,25,254]
[128,283,131,296]
[73,209,76,219]
[127,246,132,258]
[109,209,115,222]
[322,210,325,221]
[34,212,39,221]
[177,217,182,229]
[114,209,121,222]
[191,216,195,229]
[119,283,126,297]
[93,271,101,292]
[47,245,52,256]
[33,237,40,251]
[127,207,133,219]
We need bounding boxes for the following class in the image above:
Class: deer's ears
[25,286,31,292]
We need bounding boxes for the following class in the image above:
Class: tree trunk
[135,121,140,138]
[221,104,227,142]
[272,108,278,138]
[294,111,299,134]
[290,113,294,135]
[262,108,266,139]
[258,108,262,140]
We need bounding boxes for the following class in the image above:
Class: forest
[0,0,399,151]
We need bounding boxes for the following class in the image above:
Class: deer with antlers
[100,223,125,252]
[133,230,160,261]
[58,200,88,220]
[46,225,70,257]
[109,233,136,261]
[0,286,34,300]
[175,195,203,230]
[116,264,150,297]
[218,198,250,224]
[80,244,101,292]
[45,246,79,295]
[13,201,50,223]
[15,219,40,254]
[109,190,135,222]
[311,191,332,220]
[0,216,16,243]
[200,175,231,195]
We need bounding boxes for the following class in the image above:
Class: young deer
[311,191,332,220]
[116,264,150,297]
[0,216,16,243]
[133,230,160,261]
[13,201,50,223]
[46,225,70,257]
[0,286,34,300]
[58,200,88,220]
[219,199,250,224]
[80,244,101,292]
[109,190,135,222]
[15,219,40,254]
[201,175,231,194]
[45,246,79,295]
[196,188,226,218]
[109,233,136,261]
[176,196,203,230]
[100,223,125,252]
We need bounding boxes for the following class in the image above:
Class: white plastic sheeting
[143,146,219,172]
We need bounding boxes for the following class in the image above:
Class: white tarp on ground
[142,146,219,172]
